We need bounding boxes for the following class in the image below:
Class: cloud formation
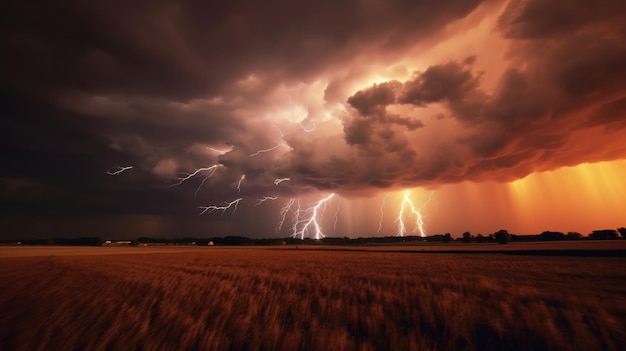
[2,0,626,236]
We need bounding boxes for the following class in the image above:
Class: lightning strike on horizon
[377,193,390,234]
[396,190,434,237]
[277,198,296,232]
[332,196,342,232]
[292,193,336,240]
[274,177,291,185]
[255,196,278,206]
[236,174,246,193]
[291,199,302,238]
[248,142,291,157]
[198,198,243,215]
[107,166,133,176]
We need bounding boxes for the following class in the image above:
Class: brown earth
[1,246,625,350]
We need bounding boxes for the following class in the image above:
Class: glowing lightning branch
[249,142,291,157]
[277,198,296,232]
[170,165,223,197]
[275,126,285,138]
[207,146,233,154]
[236,174,246,193]
[255,196,278,206]
[291,199,302,238]
[289,96,316,132]
[198,198,243,215]
[107,166,133,176]
[274,177,291,185]
[293,193,336,240]
[299,119,316,133]
[396,190,434,237]
[332,197,342,232]
[377,193,390,234]
[170,165,222,187]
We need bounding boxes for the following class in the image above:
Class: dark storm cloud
[1,0,489,236]
[2,0,626,238]
[2,0,485,100]
[338,0,626,187]
[398,57,481,107]
[497,0,626,40]
[343,59,480,151]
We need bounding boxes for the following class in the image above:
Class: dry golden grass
[1,247,624,350]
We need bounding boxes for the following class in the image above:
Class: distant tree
[443,233,452,243]
[462,232,472,243]
[475,234,484,243]
[539,231,565,241]
[53,237,102,246]
[589,229,619,240]
[494,229,511,244]
[567,232,583,240]
[618,227,626,239]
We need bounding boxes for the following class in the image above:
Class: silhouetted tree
[53,237,102,246]
[618,227,626,239]
[539,231,565,241]
[494,229,511,244]
[566,232,583,240]
[475,234,484,243]
[462,232,472,243]
[589,229,618,240]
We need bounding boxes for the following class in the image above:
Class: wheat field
[1,247,624,350]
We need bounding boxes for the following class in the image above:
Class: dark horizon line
[2,228,624,246]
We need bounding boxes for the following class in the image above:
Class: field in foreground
[1,247,625,350]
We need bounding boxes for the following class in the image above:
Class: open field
[2,239,625,257]
[1,247,625,350]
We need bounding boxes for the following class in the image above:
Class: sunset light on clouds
[2,0,625,238]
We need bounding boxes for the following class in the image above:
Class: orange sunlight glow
[507,159,626,234]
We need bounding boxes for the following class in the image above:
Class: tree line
[2,227,624,246]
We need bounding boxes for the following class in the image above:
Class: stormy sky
[2,0,626,239]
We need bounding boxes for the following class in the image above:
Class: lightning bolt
[275,126,285,138]
[249,142,291,157]
[299,119,316,132]
[207,146,233,154]
[293,193,336,240]
[291,199,302,238]
[332,196,342,232]
[170,165,223,197]
[277,198,296,232]
[377,193,390,234]
[288,96,316,132]
[274,177,291,185]
[236,174,246,193]
[396,190,434,237]
[107,166,133,176]
[170,165,222,187]
[198,198,243,215]
[255,196,278,206]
